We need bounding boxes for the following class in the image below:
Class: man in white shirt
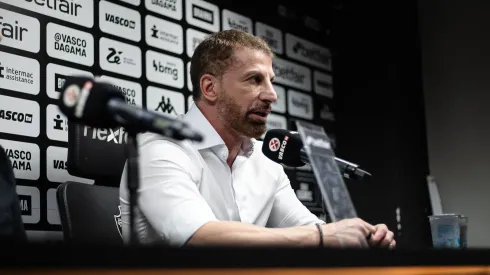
[119,29,395,248]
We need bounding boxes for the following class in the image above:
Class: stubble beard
[217,90,267,139]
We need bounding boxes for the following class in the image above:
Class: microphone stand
[126,130,140,245]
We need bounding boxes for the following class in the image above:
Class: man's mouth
[249,109,271,118]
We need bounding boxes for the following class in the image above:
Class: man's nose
[260,83,278,103]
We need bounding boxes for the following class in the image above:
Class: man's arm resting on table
[186,221,321,247]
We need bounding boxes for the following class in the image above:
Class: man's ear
[200,74,219,103]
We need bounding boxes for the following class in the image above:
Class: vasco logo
[192,4,213,24]
[18,195,32,216]
[105,13,136,29]
[99,1,141,42]
[293,42,330,65]
[100,75,143,107]
[47,23,94,66]
[0,110,33,123]
[53,159,68,170]
[53,32,87,57]
[1,139,40,180]
[153,60,178,80]
[6,149,32,171]
[83,126,128,144]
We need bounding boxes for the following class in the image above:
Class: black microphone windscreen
[58,75,125,128]
[262,129,305,167]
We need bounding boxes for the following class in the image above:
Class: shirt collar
[182,103,255,156]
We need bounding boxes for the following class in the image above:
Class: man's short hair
[190,29,274,102]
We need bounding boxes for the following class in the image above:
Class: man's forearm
[186,221,320,247]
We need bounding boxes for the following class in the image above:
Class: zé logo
[107,48,122,64]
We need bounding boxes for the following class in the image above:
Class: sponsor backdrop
[0,0,334,241]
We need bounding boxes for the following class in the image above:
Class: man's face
[216,47,277,139]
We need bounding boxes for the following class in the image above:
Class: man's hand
[320,218,395,249]
[368,223,396,249]
[321,218,376,248]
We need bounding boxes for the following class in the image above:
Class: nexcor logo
[16,186,40,224]
[286,33,331,71]
[46,23,94,67]
[99,1,141,42]
[271,84,286,114]
[186,28,209,58]
[46,63,93,99]
[46,146,94,184]
[0,9,40,53]
[146,50,184,89]
[100,37,142,78]
[255,22,283,54]
[99,75,143,106]
[0,95,40,137]
[0,139,40,180]
[314,70,333,98]
[146,15,183,55]
[146,86,185,118]
[83,126,128,144]
[186,0,219,33]
[222,9,252,34]
[2,0,94,28]
[145,0,182,21]
[0,51,40,95]
[287,90,313,120]
[273,57,312,92]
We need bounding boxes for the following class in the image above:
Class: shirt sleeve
[267,171,325,228]
[136,139,218,247]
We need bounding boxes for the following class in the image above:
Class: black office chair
[56,122,128,244]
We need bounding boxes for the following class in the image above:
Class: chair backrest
[56,181,123,244]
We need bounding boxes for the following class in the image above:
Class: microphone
[57,75,203,141]
[262,129,371,180]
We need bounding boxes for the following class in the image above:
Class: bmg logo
[153,60,178,80]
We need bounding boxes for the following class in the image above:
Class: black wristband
[315,223,324,248]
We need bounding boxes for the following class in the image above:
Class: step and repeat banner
[0,0,335,241]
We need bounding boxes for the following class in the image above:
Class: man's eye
[251,76,262,83]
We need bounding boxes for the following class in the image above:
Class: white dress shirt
[119,104,323,247]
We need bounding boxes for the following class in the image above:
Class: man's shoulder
[138,132,199,159]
